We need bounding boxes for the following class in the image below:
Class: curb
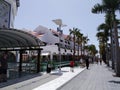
[33,67,85,90]
[56,67,85,90]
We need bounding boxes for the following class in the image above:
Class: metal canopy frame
[0,28,44,50]
[0,28,44,74]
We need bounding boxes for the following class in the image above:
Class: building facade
[0,0,19,28]
[29,25,85,62]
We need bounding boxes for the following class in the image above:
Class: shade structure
[0,28,44,49]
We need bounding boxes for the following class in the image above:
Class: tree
[98,23,110,63]
[87,44,98,57]
[76,30,83,59]
[98,13,120,68]
[82,36,89,56]
[69,28,79,61]
[92,0,120,76]
[96,31,107,63]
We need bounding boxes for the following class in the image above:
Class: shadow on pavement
[109,80,120,84]
[0,73,43,88]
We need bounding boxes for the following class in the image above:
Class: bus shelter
[0,28,44,79]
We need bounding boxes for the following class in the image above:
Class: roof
[0,28,44,50]
[34,25,50,34]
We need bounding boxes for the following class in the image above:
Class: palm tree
[82,36,89,56]
[97,23,110,65]
[92,0,120,76]
[105,12,115,68]
[76,30,83,60]
[105,13,120,68]
[69,28,79,61]
[86,44,98,60]
[96,31,107,63]
[99,13,120,68]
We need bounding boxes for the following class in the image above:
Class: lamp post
[52,19,67,72]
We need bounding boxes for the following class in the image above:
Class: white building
[29,25,83,61]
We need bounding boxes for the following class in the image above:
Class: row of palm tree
[96,13,111,65]
[68,27,98,61]
[92,0,120,76]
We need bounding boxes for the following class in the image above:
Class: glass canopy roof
[0,28,44,50]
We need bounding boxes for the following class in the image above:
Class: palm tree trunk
[106,43,109,66]
[110,28,115,69]
[113,14,120,76]
[73,35,75,61]
[109,11,115,69]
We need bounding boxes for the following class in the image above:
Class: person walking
[46,62,51,73]
[70,61,74,72]
[85,56,89,69]
[99,59,102,65]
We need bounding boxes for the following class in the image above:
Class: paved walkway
[58,63,120,90]
[0,72,59,90]
[0,66,85,90]
[1,63,120,90]
[33,67,85,90]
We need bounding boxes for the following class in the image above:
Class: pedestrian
[85,56,89,69]
[99,59,102,65]
[0,53,8,82]
[46,62,51,73]
[96,58,98,64]
[70,61,74,72]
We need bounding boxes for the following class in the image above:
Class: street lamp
[52,19,67,72]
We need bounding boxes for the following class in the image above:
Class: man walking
[85,56,89,69]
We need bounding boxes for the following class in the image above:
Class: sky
[14,0,108,50]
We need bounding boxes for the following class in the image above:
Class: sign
[0,0,11,28]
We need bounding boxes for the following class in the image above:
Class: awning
[0,28,44,50]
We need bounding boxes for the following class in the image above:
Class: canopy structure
[0,28,44,50]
